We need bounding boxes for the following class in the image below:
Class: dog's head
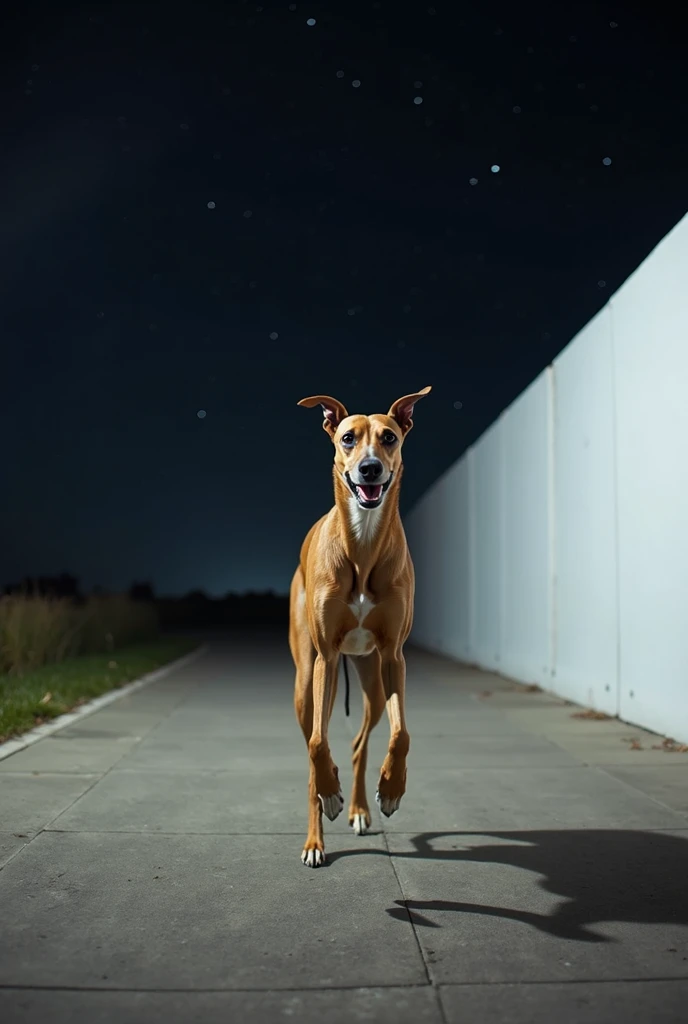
[297,387,432,510]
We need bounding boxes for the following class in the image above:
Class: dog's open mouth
[356,483,383,504]
[346,473,393,508]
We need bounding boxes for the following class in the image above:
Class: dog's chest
[340,592,376,656]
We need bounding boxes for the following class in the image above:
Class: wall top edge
[406,210,688,520]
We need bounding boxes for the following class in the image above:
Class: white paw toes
[376,790,402,817]
[350,813,369,835]
[301,847,326,868]
[318,791,344,822]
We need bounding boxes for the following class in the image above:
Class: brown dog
[289,387,432,866]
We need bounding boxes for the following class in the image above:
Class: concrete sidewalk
[1,631,687,1022]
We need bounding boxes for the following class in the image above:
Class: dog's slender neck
[332,465,404,577]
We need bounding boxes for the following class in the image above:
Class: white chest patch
[340,592,376,656]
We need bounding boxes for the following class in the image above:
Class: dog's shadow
[329,829,688,943]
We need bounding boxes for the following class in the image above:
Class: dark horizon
[3,2,687,595]
[2,572,291,602]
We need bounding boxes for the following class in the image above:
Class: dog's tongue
[357,484,383,502]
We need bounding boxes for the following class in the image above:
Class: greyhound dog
[289,387,432,866]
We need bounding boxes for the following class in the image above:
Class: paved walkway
[1,630,687,1022]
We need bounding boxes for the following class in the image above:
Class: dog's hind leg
[290,572,324,867]
[294,661,325,866]
[309,649,344,821]
[348,650,385,835]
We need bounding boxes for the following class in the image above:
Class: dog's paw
[318,790,344,822]
[301,845,326,868]
[376,789,402,817]
[349,811,370,835]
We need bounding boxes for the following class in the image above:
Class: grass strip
[0,637,199,743]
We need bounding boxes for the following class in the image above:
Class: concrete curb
[0,643,209,763]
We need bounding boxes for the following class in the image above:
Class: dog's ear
[387,386,432,435]
[297,394,349,439]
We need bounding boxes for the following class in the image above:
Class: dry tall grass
[0,594,159,676]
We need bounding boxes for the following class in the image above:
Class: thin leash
[342,654,350,717]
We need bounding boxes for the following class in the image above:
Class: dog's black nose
[358,458,383,482]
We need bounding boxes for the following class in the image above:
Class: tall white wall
[406,212,688,742]
[500,370,553,689]
[612,220,688,741]
[471,420,503,672]
[552,306,619,715]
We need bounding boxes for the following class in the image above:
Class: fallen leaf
[39,692,52,704]
[658,737,688,753]
[629,738,643,750]
[571,708,611,720]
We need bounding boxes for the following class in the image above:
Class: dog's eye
[341,432,355,447]
[382,431,397,445]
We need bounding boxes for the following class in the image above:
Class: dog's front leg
[308,652,344,822]
[376,649,410,817]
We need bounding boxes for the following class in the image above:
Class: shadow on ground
[329,830,688,943]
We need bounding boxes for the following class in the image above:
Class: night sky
[2,2,686,597]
